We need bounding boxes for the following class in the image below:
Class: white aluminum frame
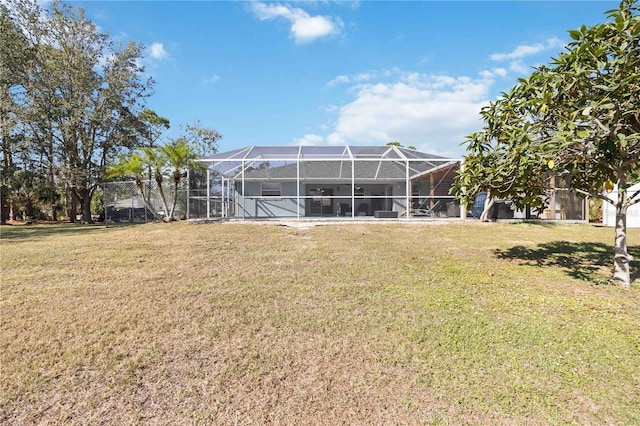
[196,145,461,220]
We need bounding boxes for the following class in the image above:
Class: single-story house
[192,145,461,219]
[188,145,592,222]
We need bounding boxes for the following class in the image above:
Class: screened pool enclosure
[190,145,462,219]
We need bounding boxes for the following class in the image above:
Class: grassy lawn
[1,221,639,424]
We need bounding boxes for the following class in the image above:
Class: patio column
[297,159,300,219]
[186,168,190,219]
[241,160,245,220]
[221,176,225,218]
[351,158,355,218]
[405,160,410,220]
[206,168,210,219]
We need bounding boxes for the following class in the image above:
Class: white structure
[602,183,640,228]
[194,145,461,219]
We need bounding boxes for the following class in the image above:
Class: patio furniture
[357,203,369,216]
[374,210,399,218]
[412,200,441,217]
[339,203,352,216]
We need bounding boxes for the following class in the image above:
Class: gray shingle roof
[199,145,459,181]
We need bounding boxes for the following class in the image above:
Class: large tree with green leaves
[453,0,640,287]
[180,121,221,195]
[3,0,152,223]
[182,120,221,157]
[139,109,170,150]
[0,1,34,223]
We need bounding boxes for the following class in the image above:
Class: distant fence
[102,180,187,226]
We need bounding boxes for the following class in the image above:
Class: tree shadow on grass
[512,221,561,227]
[495,241,640,284]
[0,223,106,241]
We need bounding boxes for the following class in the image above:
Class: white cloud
[327,70,392,87]
[327,75,350,87]
[493,68,508,77]
[509,60,530,74]
[326,132,345,146]
[294,134,324,145]
[323,72,492,157]
[490,44,543,61]
[480,68,508,79]
[333,0,361,10]
[250,2,343,44]
[489,37,564,75]
[307,37,568,156]
[353,72,375,82]
[149,42,168,60]
[202,74,220,85]
[490,37,564,61]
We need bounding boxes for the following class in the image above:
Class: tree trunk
[79,187,94,223]
[1,88,13,225]
[134,179,161,221]
[168,172,181,220]
[480,195,495,222]
[48,150,57,222]
[0,187,6,224]
[154,174,172,222]
[69,189,77,223]
[612,188,631,288]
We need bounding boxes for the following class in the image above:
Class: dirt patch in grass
[1,221,639,424]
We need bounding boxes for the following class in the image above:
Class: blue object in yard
[470,192,487,218]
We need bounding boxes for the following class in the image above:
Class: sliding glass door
[308,188,334,216]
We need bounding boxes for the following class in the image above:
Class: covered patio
[191,145,462,220]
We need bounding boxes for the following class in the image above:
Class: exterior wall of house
[602,183,640,228]
[235,182,410,218]
[389,183,408,213]
[237,181,304,218]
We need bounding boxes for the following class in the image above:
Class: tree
[5,0,153,223]
[107,139,201,222]
[136,109,170,199]
[182,121,221,157]
[105,151,161,220]
[159,139,200,220]
[453,0,640,287]
[181,121,221,198]
[0,1,33,223]
[139,109,170,150]
[386,141,417,150]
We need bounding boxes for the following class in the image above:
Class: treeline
[0,0,219,224]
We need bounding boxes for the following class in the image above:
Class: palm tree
[106,152,163,221]
[159,138,201,221]
[107,139,202,222]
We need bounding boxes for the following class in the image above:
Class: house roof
[198,145,460,181]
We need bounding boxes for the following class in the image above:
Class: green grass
[1,221,639,424]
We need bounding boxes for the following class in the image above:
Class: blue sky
[75,0,618,157]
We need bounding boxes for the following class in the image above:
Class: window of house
[261,182,282,197]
